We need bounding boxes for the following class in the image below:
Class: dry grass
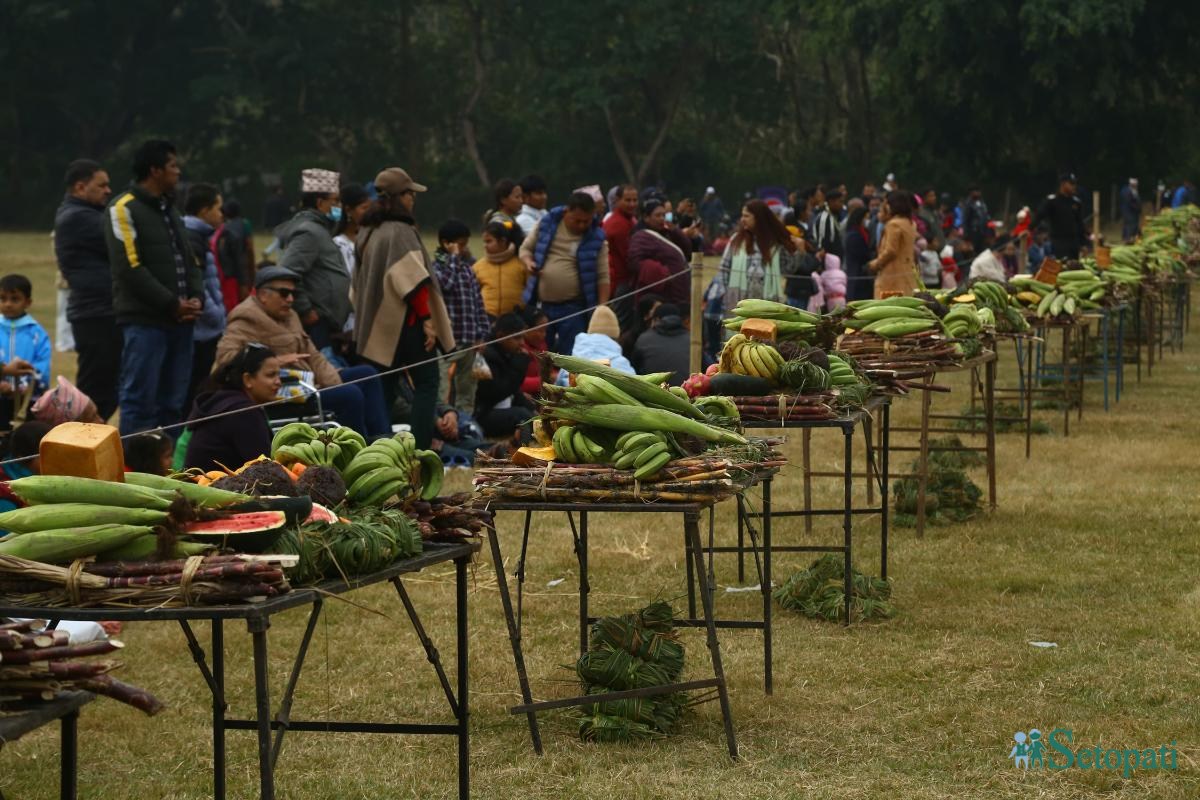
[1,232,1198,798]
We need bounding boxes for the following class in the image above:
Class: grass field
[1,231,1198,798]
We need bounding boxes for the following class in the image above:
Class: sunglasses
[260,286,295,299]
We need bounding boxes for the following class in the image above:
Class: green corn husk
[549,353,705,419]
[6,476,174,510]
[102,535,215,562]
[548,403,745,444]
[0,504,169,534]
[126,472,251,508]
[0,524,155,563]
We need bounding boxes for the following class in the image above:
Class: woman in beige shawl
[354,167,454,448]
[868,191,920,298]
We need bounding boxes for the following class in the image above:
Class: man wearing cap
[1119,178,1141,243]
[104,139,204,436]
[355,167,455,449]
[275,168,351,350]
[1031,174,1088,260]
[213,265,392,439]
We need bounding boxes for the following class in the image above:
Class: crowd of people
[9,140,1192,477]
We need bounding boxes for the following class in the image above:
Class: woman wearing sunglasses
[183,342,281,472]
[210,265,391,438]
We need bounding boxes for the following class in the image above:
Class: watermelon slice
[305,503,337,525]
[184,510,288,552]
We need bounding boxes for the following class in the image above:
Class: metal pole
[456,556,470,800]
[689,252,704,376]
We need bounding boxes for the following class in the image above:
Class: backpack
[209,224,245,313]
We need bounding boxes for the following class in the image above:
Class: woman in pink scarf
[31,376,103,426]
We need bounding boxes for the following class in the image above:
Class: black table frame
[739,396,890,626]
[484,500,742,759]
[0,691,93,800]
[0,543,475,800]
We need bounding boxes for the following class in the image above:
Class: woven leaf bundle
[773,554,895,622]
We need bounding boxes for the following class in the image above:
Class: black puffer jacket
[54,195,113,322]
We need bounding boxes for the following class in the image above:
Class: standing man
[104,140,204,436]
[699,187,725,235]
[519,191,610,355]
[54,159,119,420]
[918,188,944,251]
[810,189,845,258]
[275,169,351,351]
[603,184,639,331]
[1031,173,1088,260]
[1119,178,1141,243]
[1171,179,1195,208]
[515,174,549,237]
[962,186,990,254]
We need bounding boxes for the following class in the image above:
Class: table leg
[578,511,590,658]
[486,526,542,753]
[881,402,890,581]
[456,555,470,800]
[212,620,226,800]
[516,511,532,630]
[271,600,322,769]
[684,511,738,760]
[1023,336,1033,459]
[762,476,773,695]
[802,429,813,535]
[735,494,746,584]
[1062,326,1071,437]
[1078,322,1086,422]
[985,357,997,510]
[843,429,853,626]
[915,373,933,538]
[60,709,78,800]
[249,620,274,800]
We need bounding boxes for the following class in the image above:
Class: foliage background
[2,0,1198,226]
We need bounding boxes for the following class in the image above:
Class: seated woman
[475,313,535,440]
[214,266,391,439]
[184,343,280,472]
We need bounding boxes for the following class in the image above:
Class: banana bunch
[1008,276,1057,308]
[551,424,611,464]
[719,334,784,382]
[827,354,862,387]
[271,423,367,471]
[612,431,674,480]
[942,304,985,338]
[963,280,1012,311]
[342,433,421,507]
[844,297,938,338]
[692,395,739,419]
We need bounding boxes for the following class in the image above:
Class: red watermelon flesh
[185,510,288,535]
[305,503,338,525]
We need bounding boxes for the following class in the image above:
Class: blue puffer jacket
[184,216,228,343]
[522,206,606,307]
[0,314,52,395]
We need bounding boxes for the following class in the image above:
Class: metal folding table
[483,499,746,759]
[0,542,476,800]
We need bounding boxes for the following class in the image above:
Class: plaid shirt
[433,249,490,346]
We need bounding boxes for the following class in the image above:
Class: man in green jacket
[104,139,205,436]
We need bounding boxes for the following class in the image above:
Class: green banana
[613,449,641,470]
[634,441,670,468]
[634,451,672,480]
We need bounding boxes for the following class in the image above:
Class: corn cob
[0,504,168,534]
[0,524,155,562]
[124,472,250,508]
[551,354,705,420]
[5,476,175,510]
[549,403,746,444]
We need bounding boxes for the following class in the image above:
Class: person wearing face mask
[275,168,352,351]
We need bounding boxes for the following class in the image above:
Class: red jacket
[603,210,638,288]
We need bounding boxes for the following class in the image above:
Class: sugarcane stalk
[0,629,70,650]
[81,554,269,578]
[79,674,165,716]
[0,619,45,633]
[0,659,119,680]
[0,639,123,665]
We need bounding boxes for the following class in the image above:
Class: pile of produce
[575,601,687,742]
[892,459,983,527]
[268,507,422,585]
[0,552,293,608]
[941,281,1029,333]
[1010,265,1141,322]
[842,296,942,338]
[407,494,494,542]
[773,555,894,623]
[270,424,444,507]
[0,619,163,715]
[721,299,827,345]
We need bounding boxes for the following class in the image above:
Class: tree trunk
[856,49,875,175]
[634,83,685,186]
[602,103,637,184]
[460,1,491,188]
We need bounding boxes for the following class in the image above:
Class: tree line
[2,0,1197,227]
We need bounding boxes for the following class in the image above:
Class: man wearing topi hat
[275,168,352,350]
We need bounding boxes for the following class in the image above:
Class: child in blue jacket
[0,274,52,398]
